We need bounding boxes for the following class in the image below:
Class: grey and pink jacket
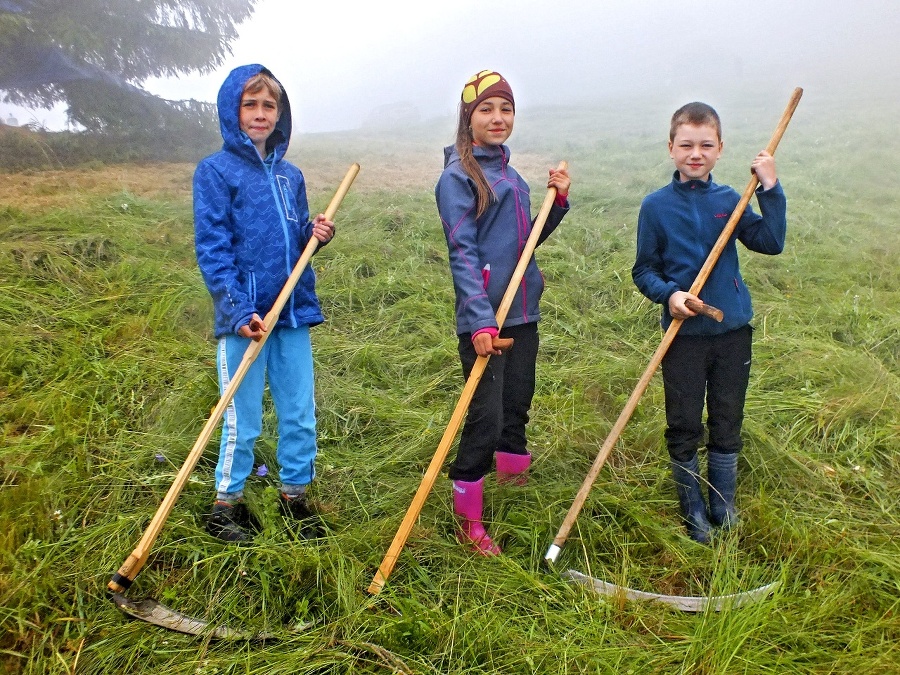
[436,144,568,336]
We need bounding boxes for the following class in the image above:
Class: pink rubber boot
[495,451,532,486]
[452,478,501,556]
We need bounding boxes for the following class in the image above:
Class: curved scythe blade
[564,570,780,613]
[111,594,283,640]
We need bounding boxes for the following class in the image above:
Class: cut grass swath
[367,162,568,595]
[107,163,360,637]
[546,89,803,611]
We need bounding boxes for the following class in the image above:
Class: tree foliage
[0,0,257,131]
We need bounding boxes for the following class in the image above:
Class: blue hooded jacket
[193,64,323,338]
[436,144,568,336]
[632,172,786,335]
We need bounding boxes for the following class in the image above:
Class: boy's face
[669,123,723,182]
[469,96,515,147]
[239,88,279,151]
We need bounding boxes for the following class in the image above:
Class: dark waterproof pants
[661,325,752,463]
[449,322,539,482]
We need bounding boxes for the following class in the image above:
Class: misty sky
[3,0,898,131]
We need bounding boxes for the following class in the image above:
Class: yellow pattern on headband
[462,71,502,104]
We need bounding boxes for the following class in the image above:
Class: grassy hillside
[1,89,898,674]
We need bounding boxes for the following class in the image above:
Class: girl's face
[239,88,280,156]
[669,123,723,182]
[469,96,515,146]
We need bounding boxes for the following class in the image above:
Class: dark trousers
[449,322,539,482]
[661,325,752,463]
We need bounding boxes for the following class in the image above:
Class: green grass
[1,89,898,674]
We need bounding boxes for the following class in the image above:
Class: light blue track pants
[215,326,317,497]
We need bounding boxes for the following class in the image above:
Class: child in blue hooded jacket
[193,64,335,541]
[435,70,571,555]
[632,101,786,543]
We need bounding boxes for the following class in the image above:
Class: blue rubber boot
[670,455,713,544]
[707,451,739,529]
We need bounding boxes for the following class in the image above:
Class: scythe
[108,164,360,637]
[547,89,803,612]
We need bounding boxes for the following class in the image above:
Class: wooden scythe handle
[493,337,514,351]
[684,298,724,322]
[368,162,568,594]
[108,163,360,595]
[545,88,803,564]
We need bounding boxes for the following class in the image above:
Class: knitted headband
[461,70,515,122]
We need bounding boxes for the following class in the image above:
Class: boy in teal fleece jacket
[632,101,786,543]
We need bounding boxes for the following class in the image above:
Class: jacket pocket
[733,276,751,317]
[276,175,298,222]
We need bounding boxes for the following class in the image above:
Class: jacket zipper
[265,159,298,328]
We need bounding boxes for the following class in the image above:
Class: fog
[152,0,900,132]
[3,0,899,132]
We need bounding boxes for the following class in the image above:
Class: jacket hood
[217,64,293,162]
[442,143,509,169]
[443,145,459,169]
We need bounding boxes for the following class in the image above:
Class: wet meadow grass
[1,88,898,673]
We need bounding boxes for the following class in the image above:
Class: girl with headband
[435,70,571,555]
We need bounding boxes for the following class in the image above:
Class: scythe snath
[107,164,360,638]
[546,89,803,612]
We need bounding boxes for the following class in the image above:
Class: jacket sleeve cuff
[472,326,499,342]
[232,311,255,335]
[662,283,681,306]
[756,179,782,195]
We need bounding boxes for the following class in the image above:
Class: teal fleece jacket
[633,172,786,335]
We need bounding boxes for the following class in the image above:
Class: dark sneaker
[279,493,325,539]
[206,501,254,542]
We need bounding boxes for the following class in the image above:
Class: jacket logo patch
[714,212,729,218]
[277,175,298,222]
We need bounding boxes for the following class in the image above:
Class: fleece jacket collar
[443,143,509,170]
[672,170,714,193]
